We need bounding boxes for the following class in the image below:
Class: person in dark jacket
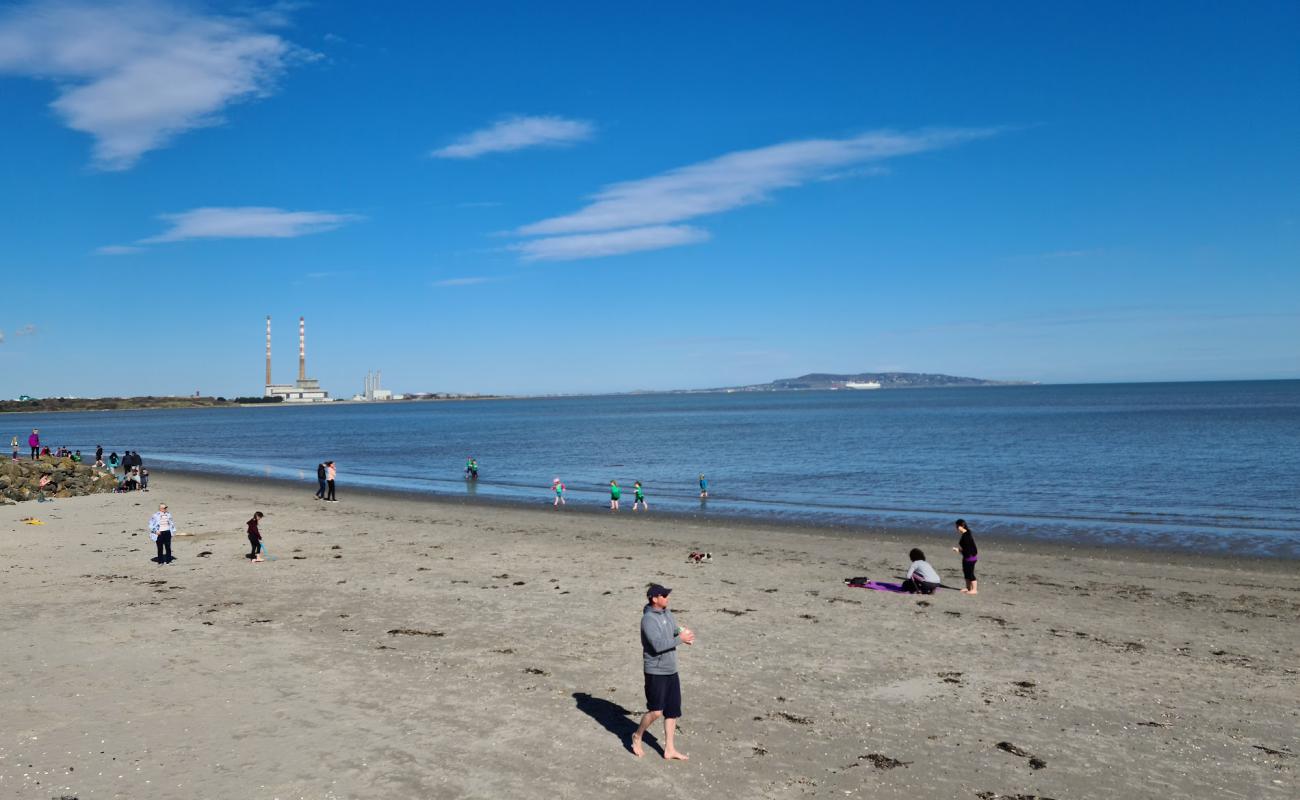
[315,462,327,500]
[631,583,695,760]
[247,511,265,562]
[952,518,979,595]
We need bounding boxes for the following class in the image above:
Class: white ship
[844,381,882,390]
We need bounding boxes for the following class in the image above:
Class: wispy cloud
[15,324,37,337]
[509,127,998,260]
[519,128,996,237]
[95,244,145,255]
[431,276,497,287]
[432,115,594,159]
[0,0,310,170]
[514,225,710,262]
[140,207,362,243]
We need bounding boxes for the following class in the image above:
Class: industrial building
[353,369,402,401]
[264,316,331,402]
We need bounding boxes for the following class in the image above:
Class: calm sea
[11,381,1300,558]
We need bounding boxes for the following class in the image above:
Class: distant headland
[673,372,1036,393]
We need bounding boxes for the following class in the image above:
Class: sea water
[12,381,1300,557]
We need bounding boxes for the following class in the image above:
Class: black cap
[646,583,672,599]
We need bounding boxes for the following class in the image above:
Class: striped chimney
[298,316,307,382]
[265,316,272,386]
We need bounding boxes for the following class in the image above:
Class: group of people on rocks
[9,430,151,492]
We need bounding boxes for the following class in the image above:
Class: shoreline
[158,466,1300,568]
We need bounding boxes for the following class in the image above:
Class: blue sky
[1,0,1296,397]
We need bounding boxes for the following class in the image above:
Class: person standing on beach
[326,461,337,501]
[95,444,103,464]
[315,462,327,500]
[633,481,648,512]
[610,480,621,511]
[10,435,18,461]
[698,473,708,499]
[952,518,979,595]
[149,503,176,564]
[632,583,694,760]
[28,429,39,459]
[247,511,265,562]
[552,478,566,506]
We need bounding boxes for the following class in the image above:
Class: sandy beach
[1,471,1296,799]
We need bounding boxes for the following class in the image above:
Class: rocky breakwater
[0,457,119,504]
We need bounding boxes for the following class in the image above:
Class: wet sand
[1,472,1296,799]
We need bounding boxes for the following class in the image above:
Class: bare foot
[664,750,690,761]
[630,735,644,758]
[960,588,970,593]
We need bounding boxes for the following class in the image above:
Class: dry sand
[1,472,1296,799]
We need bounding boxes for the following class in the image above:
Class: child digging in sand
[902,548,941,594]
[952,518,978,594]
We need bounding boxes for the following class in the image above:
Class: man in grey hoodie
[631,583,695,760]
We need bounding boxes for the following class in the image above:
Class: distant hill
[724,372,1030,391]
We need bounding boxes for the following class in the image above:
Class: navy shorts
[962,559,977,582]
[644,672,682,719]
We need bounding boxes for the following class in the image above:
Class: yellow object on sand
[21,517,45,525]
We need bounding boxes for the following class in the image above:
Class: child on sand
[952,518,978,594]
[552,478,566,506]
[610,480,621,511]
[902,548,941,594]
[633,481,648,511]
[247,511,265,562]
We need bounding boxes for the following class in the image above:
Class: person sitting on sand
[901,548,941,594]
[247,511,265,562]
[952,518,979,595]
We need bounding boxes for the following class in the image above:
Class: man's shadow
[572,692,661,756]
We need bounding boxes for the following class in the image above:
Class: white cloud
[513,225,710,262]
[518,128,998,238]
[15,324,37,336]
[0,0,309,170]
[432,276,497,287]
[95,244,145,255]
[432,115,594,159]
[141,207,362,243]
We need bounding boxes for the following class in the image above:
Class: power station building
[264,316,331,402]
